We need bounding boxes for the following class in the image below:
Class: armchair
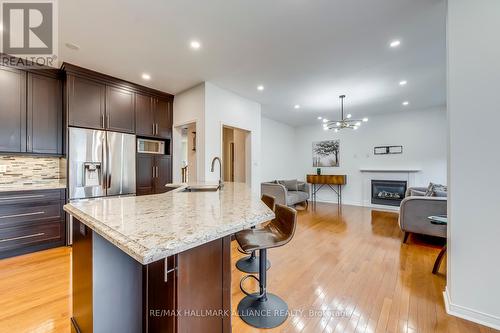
[261,180,310,207]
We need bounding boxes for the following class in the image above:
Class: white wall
[204,82,261,191]
[446,0,500,329]
[260,117,298,181]
[294,107,447,205]
[172,83,205,182]
[173,82,262,190]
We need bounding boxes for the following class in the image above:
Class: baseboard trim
[311,199,399,211]
[444,287,500,330]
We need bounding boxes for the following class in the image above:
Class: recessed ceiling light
[399,80,407,86]
[294,104,301,109]
[317,116,322,120]
[402,101,409,106]
[142,73,151,80]
[190,40,201,49]
[65,42,80,51]
[257,85,264,91]
[390,40,401,48]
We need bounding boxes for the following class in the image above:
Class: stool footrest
[239,274,264,299]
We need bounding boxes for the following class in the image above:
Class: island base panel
[72,218,231,333]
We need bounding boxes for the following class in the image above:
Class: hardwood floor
[0,203,496,332]
[0,246,71,333]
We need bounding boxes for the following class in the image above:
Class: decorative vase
[316,168,321,175]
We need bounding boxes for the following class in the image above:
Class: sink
[181,185,219,192]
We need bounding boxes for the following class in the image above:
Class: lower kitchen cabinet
[0,188,66,259]
[136,154,172,195]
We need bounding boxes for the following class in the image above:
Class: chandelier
[322,95,368,132]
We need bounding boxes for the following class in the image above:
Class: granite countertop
[0,179,67,192]
[64,182,275,265]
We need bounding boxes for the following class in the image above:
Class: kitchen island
[64,182,274,333]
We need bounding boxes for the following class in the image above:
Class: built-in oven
[137,138,165,154]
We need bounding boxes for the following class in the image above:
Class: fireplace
[371,180,407,206]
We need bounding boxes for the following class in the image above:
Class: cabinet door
[67,76,105,129]
[136,154,154,196]
[106,86,135,133]
[27,73,62,154]
[154,98,172,138]
[0,66,26,152]
[154,155,172,194]
[135,93,154,136]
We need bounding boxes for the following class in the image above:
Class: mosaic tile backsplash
[0,155,65,185]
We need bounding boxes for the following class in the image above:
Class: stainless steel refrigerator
[68,127,136,200]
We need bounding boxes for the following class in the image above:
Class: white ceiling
[59,0,446,126]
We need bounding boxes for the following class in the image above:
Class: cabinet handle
[101,114,105,128]
[152,123,155,135]
[156,166,159,178]
[0,194,45,201]
[0,232,45,243]
[106,114,110,128]
[155,124,159,135]
[0,211,45,219]
[152,166,156,178]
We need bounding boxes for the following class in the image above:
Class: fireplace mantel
[359,168,421,173]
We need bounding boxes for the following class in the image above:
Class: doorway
[222,126,249,183]
[179,123,197,182]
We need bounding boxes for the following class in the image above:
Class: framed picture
[312,140,340,167]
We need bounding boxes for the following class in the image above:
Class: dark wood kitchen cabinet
[136,154,172,195]
[67,75,106,130]
[106,86,135,133]
[0,66,26,152]
[27,73,63,154]
[136,93,172,139]
[0,189,66,259]
[0,65,62,155]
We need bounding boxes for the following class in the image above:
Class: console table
[306,174,347,205]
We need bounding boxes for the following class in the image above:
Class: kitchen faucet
[210,157,224,189]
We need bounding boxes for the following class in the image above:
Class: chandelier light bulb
[336,122,341,126]
[334,129,339,133]
[322,118,328,123]
[353,126,358,130]
[346,114,352,119]
[363,118,368,122]
[356,122,361,126]
[317,116,322,120]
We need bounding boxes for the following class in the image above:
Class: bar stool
[235,194,274,273]
[236,204,297,328]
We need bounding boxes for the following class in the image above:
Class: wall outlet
[0,165,7,173]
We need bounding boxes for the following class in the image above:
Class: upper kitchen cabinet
[66,75,106,130]
[0,66,26,153]
[136,95,173,139]
[106,86,135,133]
[135,93,154,137]
[154,98,172,139]
[63,64,173,136]
[27,73,63,155]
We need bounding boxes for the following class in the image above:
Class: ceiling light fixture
[190,40,201,49]
[294,104,301,109]
[141,73,151,80]
[257,85,264,91]
[402,101,409,106]
[390,40,401,48]
[323,95,368,131]
[399,80,407,86]
[322,118,328,123]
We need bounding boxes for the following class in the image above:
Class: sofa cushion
[278,179,298,191]
[409,189,426,196]
[287,190,308,205]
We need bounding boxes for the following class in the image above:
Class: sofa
[261,180,311,207]
[399,187,447,242]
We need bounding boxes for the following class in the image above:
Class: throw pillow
[433,190,447,197]
[278,179,298,191]
[425,182,448,196]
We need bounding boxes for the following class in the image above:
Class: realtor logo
[1,0,57,59]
